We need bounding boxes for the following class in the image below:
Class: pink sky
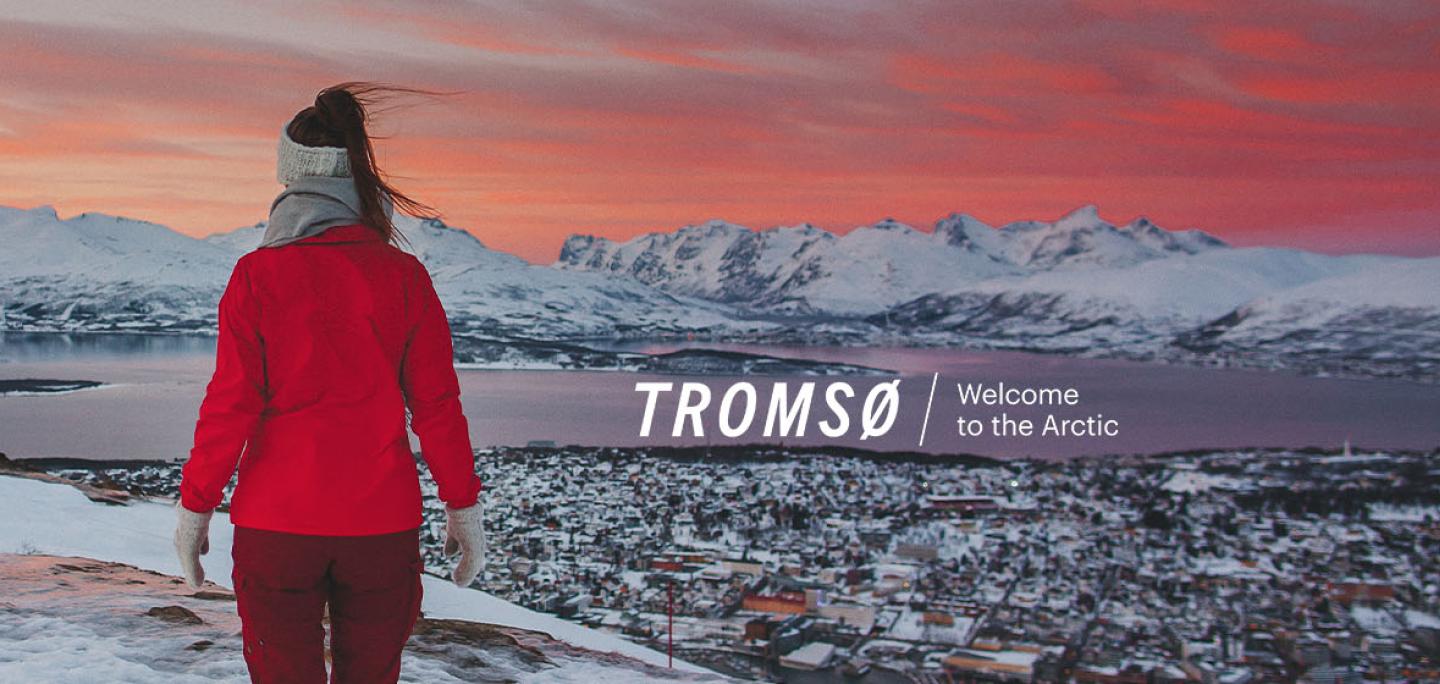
[0,0,1437,262]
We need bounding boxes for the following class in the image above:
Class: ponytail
[285,81,456,248]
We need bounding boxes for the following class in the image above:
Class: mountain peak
[556,233,610,267]
[1117,215,1229,253]
[935,213,993,232]
[701,218,745,230]
[407,215,488,250]
[932,213,1002,252]
[870,217,915,232]
[1056,204,1103,227]
[671,219,748,239]
[943,211,985,223]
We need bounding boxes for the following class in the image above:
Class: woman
[172,82,487,683]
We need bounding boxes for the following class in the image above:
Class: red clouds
[0,1,1435,261]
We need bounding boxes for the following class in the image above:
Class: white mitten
[443,502,487,587]
[173,500,213,590]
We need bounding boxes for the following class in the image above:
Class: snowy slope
[1218,255,1440,315]
[0,205,759,338]
[0,473,718,678]
[0,205,235,284]
[881,247,1398,341]
[0,206,235,330]
[1174,257,1440,375]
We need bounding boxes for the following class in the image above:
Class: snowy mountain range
[557,205,1229,314]
[1,203,1436,380]
[556,206,1439,380]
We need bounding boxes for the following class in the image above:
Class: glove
[443,502,487,587]
[173,500,213,590]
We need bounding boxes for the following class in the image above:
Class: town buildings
[49,444,1440,682]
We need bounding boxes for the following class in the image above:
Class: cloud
[0,0,1435,261]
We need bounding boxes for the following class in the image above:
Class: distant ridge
[555,205,1229,315]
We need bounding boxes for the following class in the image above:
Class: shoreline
[5,325,1436,385]
[8,442,1437,473]
[0,378,111,396]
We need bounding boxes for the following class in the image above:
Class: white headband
[276,124,350,186]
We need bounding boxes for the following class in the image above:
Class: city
[27,443,1440,683]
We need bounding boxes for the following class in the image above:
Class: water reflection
[1,332,1437,462]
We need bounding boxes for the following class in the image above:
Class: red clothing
[181,222,483,535]
[231,525,423,682]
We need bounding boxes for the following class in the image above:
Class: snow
[555,206,1229,316]
[1405,610,1440,630]
[1207,255,1440,338]
[0,205,235,286]
[1192,558,1276,579]
[885,609,975,645]
[1244,256,1440,312]
[550,202,1438,379]
[1161,471,1245,493]
[957,247,1392,323]
[0,554,725,683]
[1350,606,1401,636]
[1185,255,1440,373]
[0,205,757,340]
[0,608,250,683]
[1368,504,1440,523]
[561,215,1015,315]
[778,641,834,669]
[0,474,716,677]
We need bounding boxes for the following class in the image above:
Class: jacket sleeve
[180,257,267,513]
[401,261,483,509]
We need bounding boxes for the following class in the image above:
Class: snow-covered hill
[0,205,760,339]
[867,246,1438,379]
[1172,257,1440,376]
[877,247,1397,345]
[0,206,236,331]
[0,472,725,681]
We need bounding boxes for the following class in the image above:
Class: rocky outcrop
[0,554,728,682]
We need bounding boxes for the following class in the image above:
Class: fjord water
[0,332,1436,462]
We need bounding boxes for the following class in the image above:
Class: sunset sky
[0,0,1436,262]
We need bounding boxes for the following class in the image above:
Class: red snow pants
[231,525,424,683]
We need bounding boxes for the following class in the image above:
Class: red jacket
[180,222,483,535]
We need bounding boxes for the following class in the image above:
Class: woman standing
[172,82,487,683]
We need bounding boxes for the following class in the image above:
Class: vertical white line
[918,372,939,447]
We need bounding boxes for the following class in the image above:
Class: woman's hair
[285,81,452,248]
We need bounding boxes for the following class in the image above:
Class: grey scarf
[259,176,394,249]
